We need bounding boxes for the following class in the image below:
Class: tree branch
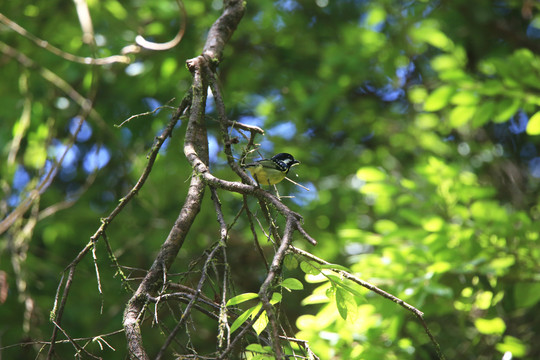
[123,2,246,358]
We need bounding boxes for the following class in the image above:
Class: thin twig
[0,13,131,64]
[155,244,222,360]
[116,99,176,127]
[134,0,186,51]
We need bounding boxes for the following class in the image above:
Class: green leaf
[226,293,258,306]
[449,105,476,127]
[300,261,321,275]
[364,6,386,27]
[495,336,528,357]
[160,58,178,79]
[104,0,127,20]
[493,98,520,123]
[246,343,266,352]
[474,317,506,335]
[472,101,495,127]
[283,255,298,270]
[374,219,398,234]
[230,307,254,334]
[426,261,452,274]
[431,54,462,72]
[270,292,282,304]
[514,282,540,308]
[335,287,356,320]
[326,275,365,298]
[252,310,269,335]
[246,343,273,357]
[526,111,540,135]
[450,91,478,106]
[424,86,455,112]
[421,216,445,232]
[356,167,387,181]
[280,278,304,291]
[408,86,428,104]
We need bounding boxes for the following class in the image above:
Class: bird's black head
[271,153,300,171]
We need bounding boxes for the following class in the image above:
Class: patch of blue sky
[50,139,80,169]
[508,111,528,134]
[246,94,269,109]
[529,157,540,178]
[208,134,221,164]
[274,15,285,31]
[7,193,20,207]
[59,164,78,182]
[38,160,54,189]
[120,127,133,146]
[206,87,215,114]
[276,0,299,12]
[238,115,264,127]
[83,145,111,173]
[143,97,163,113]
[69,117,92,142]
[527,21,540,39]
[290,182,318,207]
[12,165,30,191]
[159,137,171,154]
[258,139,275,155]
[267,122,296,140]
[396,62,415,85]
[125,61,145,77]
[363,83,404,102]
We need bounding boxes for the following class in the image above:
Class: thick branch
[124,53,209,360]
[257,216,296,359]
[202,0,246,62]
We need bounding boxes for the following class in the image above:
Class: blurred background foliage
[1,0,540,359]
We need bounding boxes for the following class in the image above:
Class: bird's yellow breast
[247,165,287,185]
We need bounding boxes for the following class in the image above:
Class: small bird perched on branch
[244,153,300,186]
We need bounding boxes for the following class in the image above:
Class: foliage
[1,0,540,359]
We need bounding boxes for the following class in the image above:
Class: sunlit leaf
[280,278,304,291]
[526,111,540,135]
[449,105,476,127]
[424,86,455,111]
[335,288,356,320]
[421,216,445,232]
[374,219,398,234]
[364,6,386,27]
[252,311,269,335]
[450,91,479,106]
[495,336,528,357]
[356,167,387,181]
[226,293,258,306]
[104,0,127,19]
[230,307,254,334]
[270,292,282,304]
[475,317,506,335]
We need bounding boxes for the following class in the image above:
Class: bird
[243,153,300,186]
